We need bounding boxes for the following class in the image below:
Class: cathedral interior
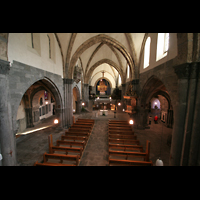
[0,33,200,166]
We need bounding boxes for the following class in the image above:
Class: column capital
[174,63,190,79]
[190,62,200,79]
[121,83,126,87]
[131,79,139,85]
[174,62,200,79]
[63,78,74,84]
[0,59,10,75]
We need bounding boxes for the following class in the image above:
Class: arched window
[127,64,130,79]
[156,33,169,61]
[144,37,151,69]
[164,33,169,53]
[26,33,41,56]
[31,33,34,48]
[118,74,122,86]
[47,34,51,59]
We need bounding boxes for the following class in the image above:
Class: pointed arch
[85,59,124,84]
[68,34,135,80]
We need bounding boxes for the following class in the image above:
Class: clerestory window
[144,37,151,69]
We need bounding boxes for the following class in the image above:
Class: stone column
[0,59,16,165]
[83,84,89,107]
[76,99,82,114]
[63,79,73,127]
[55,107,64,128]
[181,63,199,165]
[121,83,126,111]
[169,63,190,166]
[167,109,173,128]
[189,64,200,165]
[25,107,34,128]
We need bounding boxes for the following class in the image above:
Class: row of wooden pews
[34,118,94,166]
[108,120,153,166]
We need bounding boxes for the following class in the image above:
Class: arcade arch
[15,78,63,134]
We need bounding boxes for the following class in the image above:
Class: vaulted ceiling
[55,33,145,86]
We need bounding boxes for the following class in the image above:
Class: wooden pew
[74,122,94,127]
[108,126,132,131]
[109,120,129,124]
[48,134,83,157]
[109,134,137,140]
[43,152,80,166]
[71,124,93,130]
[109,130,134,135]
[34,161,76,166]
[109,158,153,166]
[109,124,132,128]
[61,135,87,142]
[76,119,94,123]
[69,127,92,133]
[56,140,86,149]
[109,120,128,122]
[65,131,90,137]
[109,140,150,162]
[109,138,140,145]
[108,127,132,131]
[77,119,95,123]
[109,143,143,152]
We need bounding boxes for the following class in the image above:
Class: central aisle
[79,119,109,166]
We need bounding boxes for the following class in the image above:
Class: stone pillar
[83,84,89,107]
[189,64,200,165]
[121,83,126,111]
[0,59,16,165]
[55,107,64,128]
[181,63,198,165]
[167,109,173,128]
[169,63,190,166]
[25,107,34,128]
[63,79,73,127]
[76,99,82,114]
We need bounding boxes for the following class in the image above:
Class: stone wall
[8,60,64,134]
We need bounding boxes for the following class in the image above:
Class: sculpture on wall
[125,83,137,98]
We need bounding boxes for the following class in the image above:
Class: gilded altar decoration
[97,79,107,93]
[125,83,137,98]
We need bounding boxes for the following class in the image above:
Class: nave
[16,110,171,166]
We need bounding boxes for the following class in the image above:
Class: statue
[125,83,137,97]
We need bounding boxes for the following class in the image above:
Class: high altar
[97,79,107,95]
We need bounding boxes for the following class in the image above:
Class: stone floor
[79,110,130,166]
[16,110,172,166]
[16,116,64,166]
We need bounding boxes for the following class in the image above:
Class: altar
[100,91,106,95]
[94,110,108,117]
[99,110,108,116]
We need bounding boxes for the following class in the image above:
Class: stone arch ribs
[84,42,124,82]
[67,34,136,80]
[140,75,172,109]
[65,33,77,78]
[85,59,123,84]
